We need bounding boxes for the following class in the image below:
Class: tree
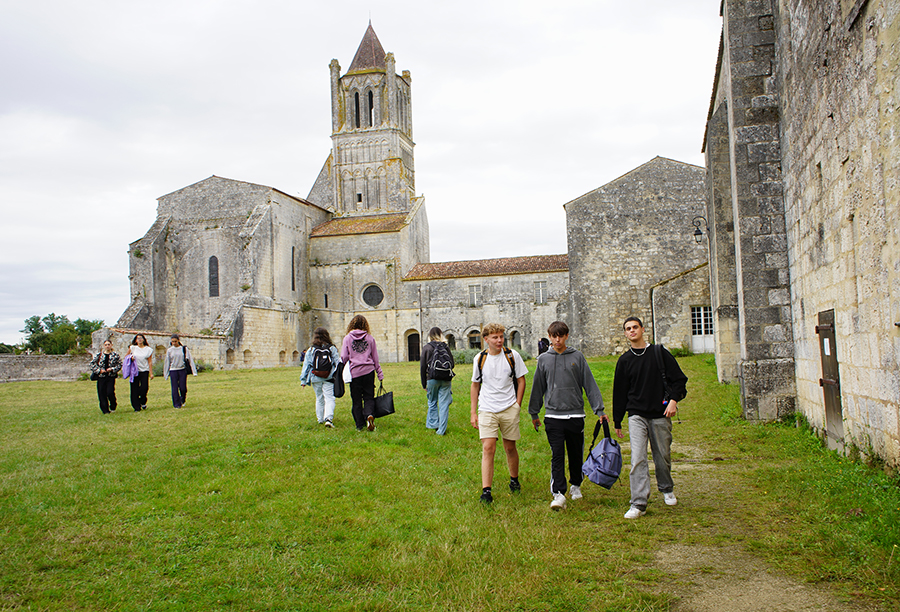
[20,314,104,354]
[74,318,104,349]
[22,315,44,337]
[41,313,71,333]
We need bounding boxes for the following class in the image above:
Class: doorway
[815,310,843,450]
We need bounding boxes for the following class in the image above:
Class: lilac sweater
[340,329,384,381]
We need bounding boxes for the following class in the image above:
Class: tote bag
[373,382,395,418]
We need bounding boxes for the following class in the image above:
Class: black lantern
[692,216,708,244]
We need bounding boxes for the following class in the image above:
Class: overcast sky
[0,0,723,344]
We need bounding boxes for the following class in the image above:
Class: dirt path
[646,441,874,612]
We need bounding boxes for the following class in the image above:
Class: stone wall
[652,264,712,352]
[775,0,900,462]
[705,0,797,421]
[91,328,230,370]
[0,354,90,382]
[565,157,709,356]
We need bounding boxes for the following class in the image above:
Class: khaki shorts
[479,403,522,441]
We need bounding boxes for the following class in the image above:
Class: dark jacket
[612,344,687,428]
[528,347,605,419]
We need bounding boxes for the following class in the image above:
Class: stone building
[105,23,712,370]
[704,0,899,465]
[565,157,711,356]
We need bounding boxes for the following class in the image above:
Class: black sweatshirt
[612,344,687,428]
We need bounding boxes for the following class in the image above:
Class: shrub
[451,348,480,364]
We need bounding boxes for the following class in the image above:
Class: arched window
[511,330,522,349]
[208,256,219,297]
[368,90,374,126]
[468,331,482,350]
[446,333,456,350]
[354,92,361,128]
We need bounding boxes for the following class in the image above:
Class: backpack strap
[503,347,516,378]
[653,343,670,401]
[475,347,518,381]
[475,350,488,382]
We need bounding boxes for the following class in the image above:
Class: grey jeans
[628,414,673,509]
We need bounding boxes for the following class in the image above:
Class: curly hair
[346,315,370,334]
[480,323,505,338]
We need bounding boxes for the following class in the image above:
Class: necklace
[630,344,649,356]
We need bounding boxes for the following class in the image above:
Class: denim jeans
[311,379,335,423]
[425,378,452,435]
[627,414,673,509]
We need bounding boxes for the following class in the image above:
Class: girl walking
[126,334,154,411]
[90,340,121,414]
[340,315,383,431]
[300,327,340,427]
[163,334,197,408]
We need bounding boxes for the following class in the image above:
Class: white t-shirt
[471,349,528,413]
[130,345,153,372]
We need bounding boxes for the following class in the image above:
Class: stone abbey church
[111,23,710,368]
[107,1,900,467]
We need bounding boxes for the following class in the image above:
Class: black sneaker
[480,489,493,504]
[509,478,521,494]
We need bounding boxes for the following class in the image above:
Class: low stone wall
[0,354,91,382]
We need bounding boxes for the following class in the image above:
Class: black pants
[545,417,585,494]
[97,376,117,414]
[130,371,150,410]
[169,368,188,408]
[349,371,375,429]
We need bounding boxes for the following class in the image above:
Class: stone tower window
[354,92,361,128]
[362,284,384,307]
[209,256,219,297]
[291,247,296,292]
[357,193,363,203]
[368,90,374,126]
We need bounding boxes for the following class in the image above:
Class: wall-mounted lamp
[692,216,709,244]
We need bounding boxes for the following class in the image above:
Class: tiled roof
[310,213,408,237]
[347,23,386,73]
[404,254,569,281]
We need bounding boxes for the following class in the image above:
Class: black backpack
[427,342,455,380]
[310,345,334,378]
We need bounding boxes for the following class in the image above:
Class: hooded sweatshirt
[340,329,384,381]
[528,347,605,419]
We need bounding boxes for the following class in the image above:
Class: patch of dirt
[656,544,868,612]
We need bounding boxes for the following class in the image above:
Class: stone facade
[565,157,710,356]
[103,25,711,374]
[705,0,900,465]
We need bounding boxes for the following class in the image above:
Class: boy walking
[470,323,529,504]
[528,321,607,511]
[613,316,688,519]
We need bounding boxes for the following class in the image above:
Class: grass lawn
[1,355,898,611]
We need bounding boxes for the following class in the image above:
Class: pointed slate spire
[347,22,386,73]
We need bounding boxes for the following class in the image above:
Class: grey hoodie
[527,347,605,419]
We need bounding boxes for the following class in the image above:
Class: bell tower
[328,23,415,214]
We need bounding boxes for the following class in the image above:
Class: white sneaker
[624,506,646,519]
[663,492,677,506]
[569,485,583,500]
[550,492,567,511]
[324,420,334,429]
